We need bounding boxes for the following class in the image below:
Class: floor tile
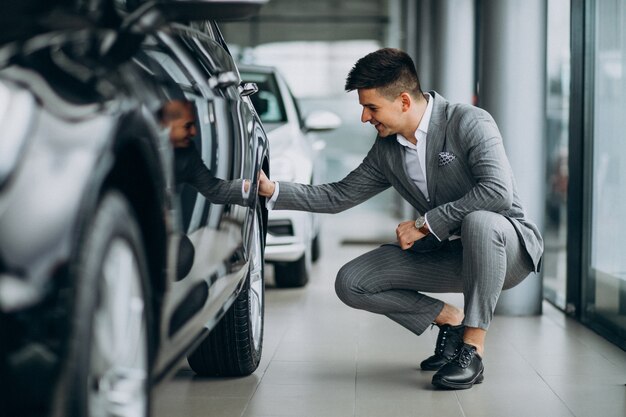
[542,374,626,417]
[456,373,575,417]
[243,383,355,417]
[154,210,626,417]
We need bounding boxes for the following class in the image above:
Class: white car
[239,64,341,287]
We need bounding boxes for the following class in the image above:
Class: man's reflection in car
[159,100,251,280]
[159,99,251,203]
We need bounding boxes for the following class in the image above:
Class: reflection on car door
[133,34,250,366]
[176,24,259,246]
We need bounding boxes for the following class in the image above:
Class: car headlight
[0,80,36,188]
[271,157,296,182]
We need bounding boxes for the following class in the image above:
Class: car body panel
[239,64,324,266]
[0,6,268,414]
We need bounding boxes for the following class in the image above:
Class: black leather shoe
[420,324,464,371]
[431,343,484,390]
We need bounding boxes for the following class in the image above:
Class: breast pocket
[437,158,475,202]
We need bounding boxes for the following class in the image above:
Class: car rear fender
[101,110,174,336]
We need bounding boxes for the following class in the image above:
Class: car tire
[187,207,265,377]
[311,233,321,263]
[66,191,151,417]
[274,251,310,288]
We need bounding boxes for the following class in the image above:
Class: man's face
[164,102,197,148]
[358,88,404,138]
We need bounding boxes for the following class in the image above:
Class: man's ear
[400,92,412,112]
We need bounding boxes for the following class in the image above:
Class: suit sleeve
[426,111,514,240]
[274,142,391,213]
[186,150,247,206]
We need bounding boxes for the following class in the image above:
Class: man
[159,99,250,204]
[257,48,543,390]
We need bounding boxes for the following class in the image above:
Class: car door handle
[208,71,238,89]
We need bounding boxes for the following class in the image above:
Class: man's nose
[361,108,371,123]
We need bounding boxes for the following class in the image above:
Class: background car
[238,64,341,287]
[0,1,269,416]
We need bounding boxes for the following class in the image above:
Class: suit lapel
[387,134,430,210]
[425,92,448,207]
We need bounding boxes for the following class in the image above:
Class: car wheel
[67,191,151,417]
[273,248,311,288]
[311,233,321,263]
[187,207,265,376]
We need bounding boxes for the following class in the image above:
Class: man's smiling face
[357,88,404,138]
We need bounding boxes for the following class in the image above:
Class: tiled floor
[154,210,626,417]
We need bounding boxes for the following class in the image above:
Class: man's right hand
[258,170,276,198]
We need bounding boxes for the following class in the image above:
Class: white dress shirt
[394,93,444,241]
[267,92,446,241]
[395,92,433,202]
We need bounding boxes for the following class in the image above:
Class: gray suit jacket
[175,146,247,206]
[274,92,543,272]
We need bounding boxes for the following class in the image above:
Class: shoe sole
[431,370,484,390]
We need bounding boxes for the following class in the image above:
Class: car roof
[237,63,278,74]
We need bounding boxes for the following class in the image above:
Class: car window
[190,20,232,55]
[288,88,306,131]
[144,49,194,90]
[171,23,237,76]
[136,36,219,233]
[239,71,288,124]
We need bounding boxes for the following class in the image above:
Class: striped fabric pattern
[272,91,542,331]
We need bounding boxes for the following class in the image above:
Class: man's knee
[334,261,363,306]
[461,211,505,241]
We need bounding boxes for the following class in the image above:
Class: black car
[0,1,269,416]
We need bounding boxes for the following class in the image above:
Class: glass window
[144,49,194,89]
[543,0,571,309]
[239,71,288,123]
[136,38,217,233]
[585,0,626,346]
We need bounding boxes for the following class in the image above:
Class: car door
[132,32,252,373]
[174,22,261,237]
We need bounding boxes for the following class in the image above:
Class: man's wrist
[414,215,430,235]
[270,181,277,197]
[266,181,280,210]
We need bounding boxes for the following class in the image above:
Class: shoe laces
[453,345,476,369]
[433,325,461,359]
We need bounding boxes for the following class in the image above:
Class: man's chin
[376,127,393,138]
[173,141,191,148]
[374,125,385,135]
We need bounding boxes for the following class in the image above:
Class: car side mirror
[240,82,259,97]
[304,110,342,132]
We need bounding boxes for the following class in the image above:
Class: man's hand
[258,170,276,198]
[396,220,427,250]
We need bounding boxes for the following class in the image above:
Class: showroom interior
[158,0,626,416]
[1,0,625,416]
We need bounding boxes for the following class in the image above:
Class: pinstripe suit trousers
[334,210,534,334]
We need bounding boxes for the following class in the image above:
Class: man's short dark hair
[345,48,422,100]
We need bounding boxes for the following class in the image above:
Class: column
[480,0,547,315]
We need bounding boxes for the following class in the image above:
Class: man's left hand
[396,220,427,250]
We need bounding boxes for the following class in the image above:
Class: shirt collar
[418,92,433,135]
[396,92,433,148]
